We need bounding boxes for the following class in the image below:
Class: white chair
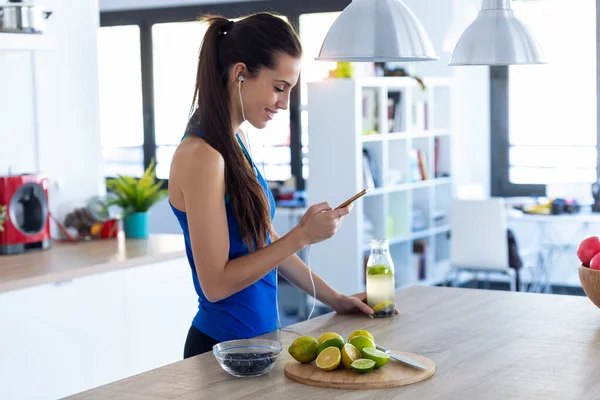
[448,198,519,291]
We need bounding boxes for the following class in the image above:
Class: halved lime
[362,347,390,368]
[350,358,376,374]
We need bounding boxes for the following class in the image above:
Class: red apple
[577,236,600,267]
[591,252,600,270]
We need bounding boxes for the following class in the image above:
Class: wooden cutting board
[284,351,435,390]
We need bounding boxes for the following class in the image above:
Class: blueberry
[222,351,276,375]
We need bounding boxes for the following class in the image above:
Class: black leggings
[183,325,220,359]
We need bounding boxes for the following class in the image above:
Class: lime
[350,358,376,374]
[317,332,344,344]
[288,336,319,363]
[315,346,341,371]
[341,343,362,369]
[362,347,390,368]
[348,329,375,344]
[367,266,393,276]
[349,335,375,353]
[317,337,345,354]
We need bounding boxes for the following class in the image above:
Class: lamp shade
[449,0,546,66]
[316,0,438,62]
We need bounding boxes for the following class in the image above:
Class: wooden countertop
[67,286,600,399]
[0,234,186,293]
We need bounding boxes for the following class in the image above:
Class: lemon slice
[341,343,362,369]
[362,347,390,368]
[350,358,376,374]
[315,346,341,371]
[372,300,395,313]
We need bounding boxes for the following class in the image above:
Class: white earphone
[237,74,246,121]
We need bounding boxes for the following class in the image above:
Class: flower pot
[123,212,149,239]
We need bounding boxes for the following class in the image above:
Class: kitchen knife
[376,345,428,371]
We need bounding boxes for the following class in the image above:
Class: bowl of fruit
[213,338,282,377]
[577,236,600,308]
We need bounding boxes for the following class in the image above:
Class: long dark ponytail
[187,13,302,251]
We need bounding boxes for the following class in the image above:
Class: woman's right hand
[294,202,353,246]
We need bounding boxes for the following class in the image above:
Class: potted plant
[105,159,168,239]
[0,204,6,232]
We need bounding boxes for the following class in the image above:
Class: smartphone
[335,188,370,210]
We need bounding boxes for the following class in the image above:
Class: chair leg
[484,272,491,290]
[444,270,452,286]
[510,272,517,292]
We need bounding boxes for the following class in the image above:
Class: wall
[0,0,105,235]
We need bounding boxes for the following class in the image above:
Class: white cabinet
[0,256,195,400]
[122,258,198,376]
[0,269,125,400]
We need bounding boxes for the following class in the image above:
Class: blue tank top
[169,131,277,342]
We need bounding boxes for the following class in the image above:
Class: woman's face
[233,53,301,130]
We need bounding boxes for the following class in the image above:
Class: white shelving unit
[0,33,56,51]
[307,77,453,296]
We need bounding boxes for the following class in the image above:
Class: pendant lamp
[449,0,546,66]
[316,0,439,62]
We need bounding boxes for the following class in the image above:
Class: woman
[168,13,374,359]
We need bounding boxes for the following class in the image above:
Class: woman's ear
[231,62,248,84]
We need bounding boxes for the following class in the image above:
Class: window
[503,1,597,188]
[99,1,351,188]
[97,25,145,177]
[152,21,207,179]
[298,12,341,179]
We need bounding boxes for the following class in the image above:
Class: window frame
[491,3,600,197]
[100,0,353,190]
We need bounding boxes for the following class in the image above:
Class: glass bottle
[366,239,396,318]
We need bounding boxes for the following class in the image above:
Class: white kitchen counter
[0,233,186,293]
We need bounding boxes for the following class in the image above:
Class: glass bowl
[213,339,282,377]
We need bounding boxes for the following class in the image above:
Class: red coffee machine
[0,174,51,255]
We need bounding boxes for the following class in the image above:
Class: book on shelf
[409,149,428,181]
[409,149,420,182]
[387,91,404,132]
[362,88,378,135]
[413,240,427,281]
[416,149,428,180]
[362,148,380,188]
[434,137,440,178]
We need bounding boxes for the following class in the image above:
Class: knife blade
[376,345,428,371]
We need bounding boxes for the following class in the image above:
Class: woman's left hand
[332,292,400,316]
